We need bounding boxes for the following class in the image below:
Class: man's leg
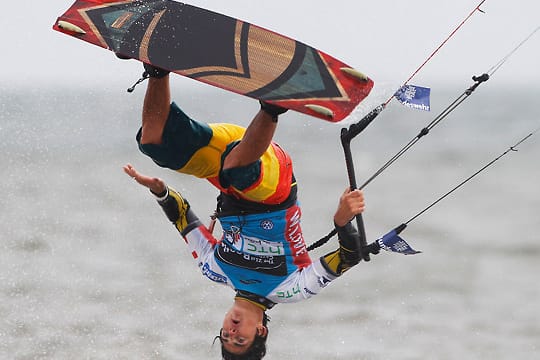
[140,75,171,145]
[222,102,286,170]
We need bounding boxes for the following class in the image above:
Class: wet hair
[217,312,269,360]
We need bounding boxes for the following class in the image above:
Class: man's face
[220,307,263,355]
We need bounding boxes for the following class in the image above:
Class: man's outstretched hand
[123,164,167,195]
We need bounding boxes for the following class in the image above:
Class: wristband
[152,187,169,202]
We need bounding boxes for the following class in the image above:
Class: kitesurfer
[125,63,371,359]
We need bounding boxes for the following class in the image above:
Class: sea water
[1,85,539,359]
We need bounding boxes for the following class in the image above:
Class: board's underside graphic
[54,0,374,121]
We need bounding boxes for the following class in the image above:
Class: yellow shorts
[138,102,293,204]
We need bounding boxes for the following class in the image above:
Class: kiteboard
[53,0,374,122]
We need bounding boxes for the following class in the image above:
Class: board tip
[340,67,368,82]
[57,20,86,35]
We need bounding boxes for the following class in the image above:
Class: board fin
[305,104,334,118]
[340,67,368,82]
[57,20,86,35]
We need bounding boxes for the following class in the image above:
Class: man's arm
[124,164,226,288]
[123,164,196,233]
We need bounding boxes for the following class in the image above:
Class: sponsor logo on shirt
[216,241,287,276]
[303,287,317,296]
[318,276,332,288]
[277,284,301,299]
[260,219,274,230]
[201,263,227,284]
[239,279,262,285]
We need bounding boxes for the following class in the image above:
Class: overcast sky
[1,0,538,95]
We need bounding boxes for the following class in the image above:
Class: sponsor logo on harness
[201,263,227,284]
[260,219,274,230]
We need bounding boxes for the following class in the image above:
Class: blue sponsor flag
[377,229,421,255]
[395,85,431,111]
